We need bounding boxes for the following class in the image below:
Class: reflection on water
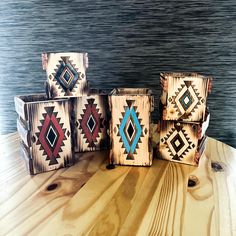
[0,0,236,147]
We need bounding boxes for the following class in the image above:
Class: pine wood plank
[0,133,107,236]
[1,134,236,236]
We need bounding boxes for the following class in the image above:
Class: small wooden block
[72,89,110,152]
[109,88,154,166]
[159,117,209,166]
[160,72,212,122]
[14,94,74,174]
[43,52,89,98]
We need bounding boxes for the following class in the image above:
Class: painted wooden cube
[159,113,209,166]
[109,88,154,166]
[14,94,74,174]
[72,89,110,152]
[160,72,212,122]
[42,52,89,98]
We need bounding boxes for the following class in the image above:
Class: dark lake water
[0,0,236,147]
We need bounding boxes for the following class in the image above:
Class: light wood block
[14,94,74,174]
[42,52,89,98]
[160,72,212,122]
[109,88,154,166]
[159,116,209,166]
[72,89,110,152]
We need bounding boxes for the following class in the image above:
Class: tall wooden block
[159,114,209,166]
[42,52,89,98]
[109,88,154,166]
[14,94,74,174]
[73,90,110,152]
[160,72,212,122]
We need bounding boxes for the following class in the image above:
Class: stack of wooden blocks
[159,72,212,166]
[15,52,110,174]
[14,52,213,174]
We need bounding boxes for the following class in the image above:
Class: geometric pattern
[52,56,83,95]
[168,80,205,120]
[35,106,67,166]
[117,100,144,160]
[161,122,195,161]
[79,98,105,148]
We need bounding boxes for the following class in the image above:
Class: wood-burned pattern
[159,120,207,166]
[160,72,212,122]
[14,94,74,174]
[42,52,89,98]
[109,88,154,166]
[73,90,110,152]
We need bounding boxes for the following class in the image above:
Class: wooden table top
[0,133,236,236]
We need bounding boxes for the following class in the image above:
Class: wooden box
[14,94,74,174]
[159,112,210,166]
[109,88,154,166]
[160,72,212,122]
[42,52,89,98]
[72,89,110,152]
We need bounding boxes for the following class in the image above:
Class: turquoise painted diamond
[119,107,142,154]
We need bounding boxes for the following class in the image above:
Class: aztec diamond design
[79,99,105,147]
[52,57,81,94]
[169,80,205,119]
[117,100,144,160]
[161,123,195,161]
[36,106,67,165]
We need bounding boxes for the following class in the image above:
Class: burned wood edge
[20,140,34,175]
[17,118,31,148]
[194,135,207,165]
[160,71,209,79]
[107,95,115,168]
[207,76,213,94]
[160,73,168,92]
[109,88,152,96]
[42,51,89,70]
[68,97,77,157]
[14,96,27,121]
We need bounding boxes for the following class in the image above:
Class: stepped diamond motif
[118,100,144,160]
[179,89,194,111]
[79,99,105,147]
[54,57,80,92]
[170,80,203,118]
[36,106,67,165]
[162,123,193,161]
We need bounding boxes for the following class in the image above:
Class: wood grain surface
[0,132,236,235]
[0,1,236,148]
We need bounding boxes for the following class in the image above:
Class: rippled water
[0,0,236,147]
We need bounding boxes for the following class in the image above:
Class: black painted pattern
[0,0,236,147]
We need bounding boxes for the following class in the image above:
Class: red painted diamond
[36,106,66,165]
[79,99,104,147]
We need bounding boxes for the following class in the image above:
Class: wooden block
[72,89,110,152]
[160,72,212,122]
[109,88,153,166]
[14,94,74,174]
[42,52,89,98]
[159,119,208,166]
